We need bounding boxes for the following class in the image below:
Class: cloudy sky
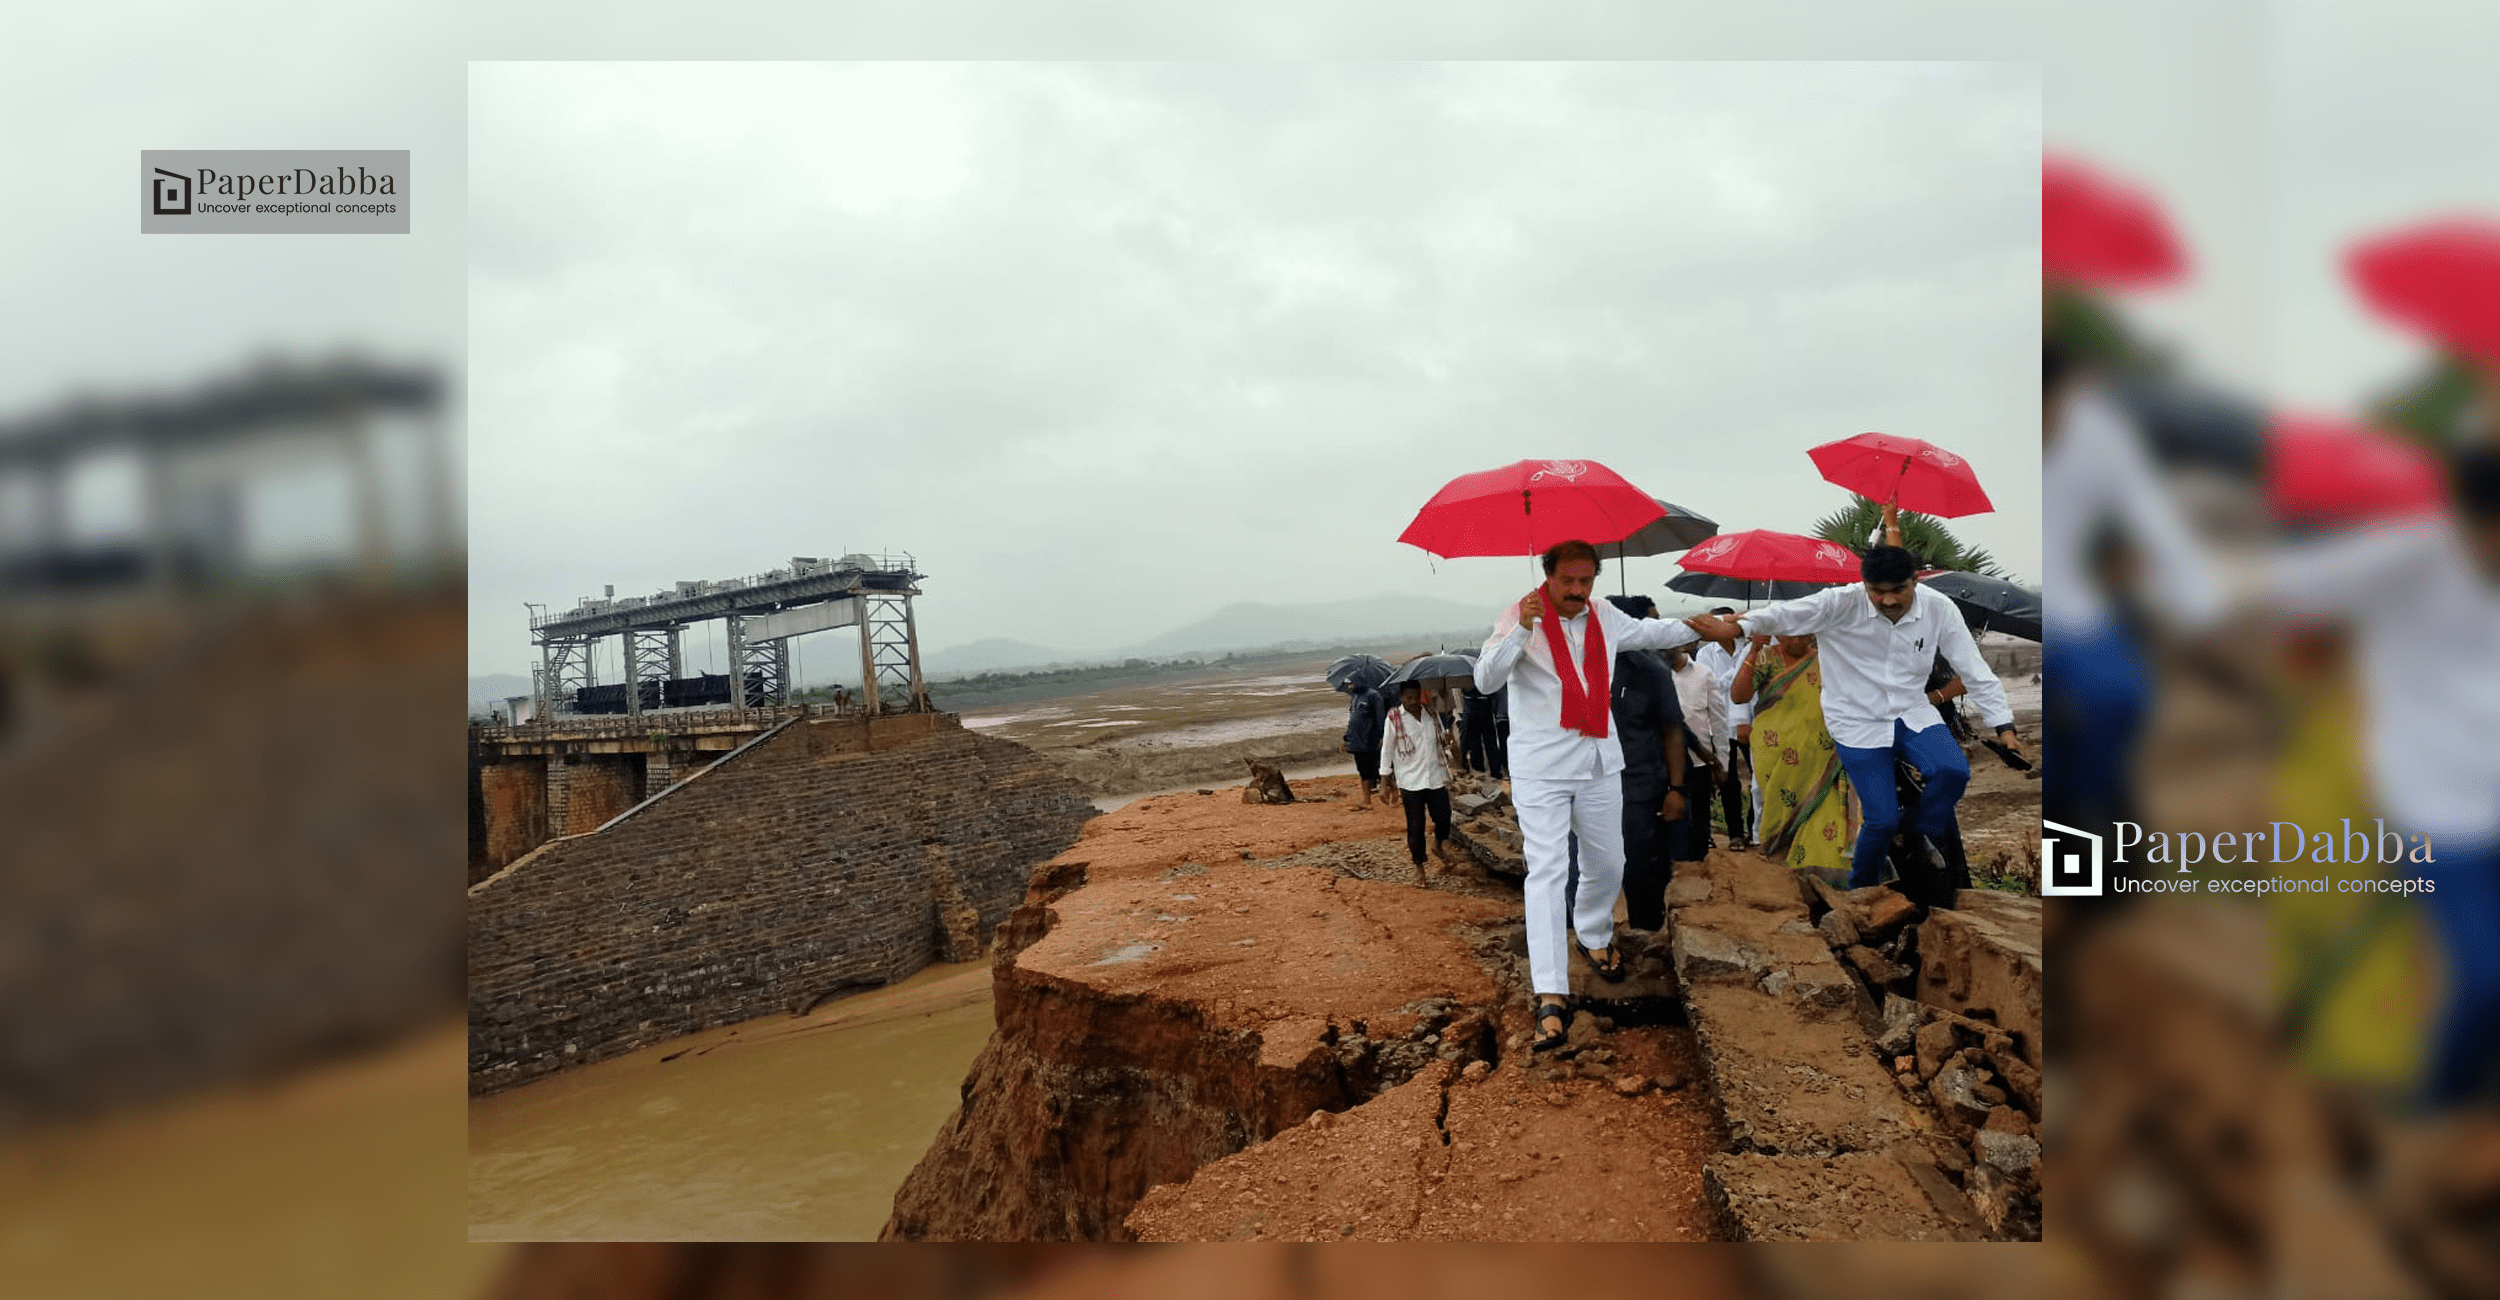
[468,61,2040,677]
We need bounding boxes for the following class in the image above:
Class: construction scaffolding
[529,553,929,718]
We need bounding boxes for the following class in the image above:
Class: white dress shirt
[1670,657,1728,767]
[1733,584,2013,750]
[2043,382,2227,639]
[1696,639,1753,729]
[1474,599,1699,781]
[1380,703,1451,792]
[2267,518,2500,845]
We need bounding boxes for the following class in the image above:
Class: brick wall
[467,715,1095,1094]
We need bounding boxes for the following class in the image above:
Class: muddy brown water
[467,961,995,1241]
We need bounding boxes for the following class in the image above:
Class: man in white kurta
[1473,542,1712,1009]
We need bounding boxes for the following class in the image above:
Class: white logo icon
[2041,818,2105,896]
[1529,460,1590,484]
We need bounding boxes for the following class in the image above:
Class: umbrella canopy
[2043,156,2188,292]
[1591,498,1718,561]
[1326,654,1395,695]
[1397,459,1664,559]
[1808,432,1994,518]
[1678,529,1865,585]
[2105,373,2266,475]
[2345,217,2500,370]
[1383,653,1478,694]
[2266,413,2447,524]
[1916,570,2042,643]
[1665,571,1835,604]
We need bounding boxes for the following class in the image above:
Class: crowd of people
[1340,536,2025,1051]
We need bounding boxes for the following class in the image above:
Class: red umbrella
[1677,529,1864,585]
[1397,459,1665,558]
[2044,156,2188,291]
[2266,412,2446,524]
[1807,432,1994,518]
[2346,217,2500,370]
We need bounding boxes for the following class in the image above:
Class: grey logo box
[140,150,409,234]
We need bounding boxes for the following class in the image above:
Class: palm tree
[1810,494,2011,578]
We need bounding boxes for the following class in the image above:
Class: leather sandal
[1577,940,1627,982]
[1531,998,1571,1051]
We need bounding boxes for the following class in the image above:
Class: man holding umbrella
[1689,545,2025,903]
[1474,540,1723,1051]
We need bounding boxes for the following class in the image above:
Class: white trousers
[1514,773,1624,997]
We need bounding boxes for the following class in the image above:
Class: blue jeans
[2043,617,2149,828]
[1834,719,1969,889]
[2422,844,2500,1107]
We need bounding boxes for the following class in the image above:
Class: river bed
[467,960,994,1241]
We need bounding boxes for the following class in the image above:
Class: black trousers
[1620,778,1674,931]
[1460,710,1501,776]
[1494,720,1510,776]
[1351,746,1380,790]
[1715,742,1752,843]
[1670,761,1715,862]
[1401,786,1453,864]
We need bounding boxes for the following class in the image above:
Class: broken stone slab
[1451,793,1493,817]
[1846,886,1920,943]
[1727,858,1809,913]
[1874,995,1923,1059]
[1981,1105,2031,1138]
[1816,908,1861,950]
[1973,1129,2042,1178]
[1843,945,1910,987]
[1664,874,1714,908]
[1683,984,1926,1160]
[1784,962,1860,1018]
[1914,1019,1960,1080]
[1962,1162,2038,1239]
[1704,1152,1976,1242]
[1671,922,1764,984]
[1918,891,2043,1070]
[1928,1053,1996,1130]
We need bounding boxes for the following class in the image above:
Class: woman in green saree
[1730,633,1853,879]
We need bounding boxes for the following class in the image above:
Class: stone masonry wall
[558,754,644,835]
[467,715,1096,1094]
[473,757,549,885]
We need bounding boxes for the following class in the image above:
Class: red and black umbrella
[1677,529,1864,585]
[2345,217,2500,370]
[2265,412,2446,524]
[1397,459,1664,559]
[2044,155,2188,292]
[1807,432,1994,518]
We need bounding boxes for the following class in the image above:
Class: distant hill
[1114,595,1494,659]
[922,637,1075,677]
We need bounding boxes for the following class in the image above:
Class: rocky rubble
[1792,876,2046,1241]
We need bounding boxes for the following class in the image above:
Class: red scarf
[1535,592,1610,738]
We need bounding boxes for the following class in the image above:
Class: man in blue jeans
[1691,544,2024,899]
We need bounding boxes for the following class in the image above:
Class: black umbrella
[1594,497,1719,596]
[1665,571,1834,605]
[1326,654,1394,694]
[1383,653,1478,694]
[1918,570,2042,643]
[2105,374,2265,476]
